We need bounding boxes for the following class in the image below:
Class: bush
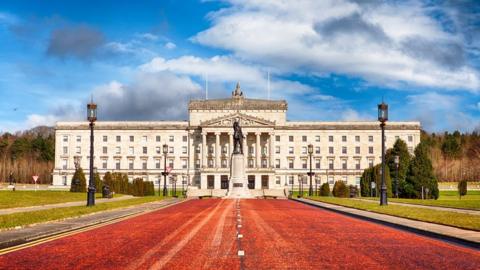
[319,183,330,196]
[349,185,359,197]
[332,181,349,198]
[70,167,87,193]
[458,180,467,198]
[132,178,145,197]
[94,172,103,193]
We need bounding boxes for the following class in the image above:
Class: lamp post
[86,100,97,207]
[162,144,169,196]
[394,155,400,198]
[298,174,304,198]
[307,144,315,196]
[378,101,388,206]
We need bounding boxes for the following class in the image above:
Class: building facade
[52,84,421,196]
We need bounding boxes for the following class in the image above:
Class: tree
[458,180,467,199]
[360,164,392,198]
[406,141,439,199]
[94,172,103,193]
[386,139,411,196]
[70,167,87,192]
[332,181,349,197]
[441,133,462,180]
[360,167,374,197]
[319,183,330,196]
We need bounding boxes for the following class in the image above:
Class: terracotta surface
[1,199,479,270]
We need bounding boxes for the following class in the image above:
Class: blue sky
[0,0,479,133]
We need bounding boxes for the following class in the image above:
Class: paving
[1,199,479,270]
[295,197,480,247]
[0,195,136,215]
[0,198,183,249]
[353,197,480,215]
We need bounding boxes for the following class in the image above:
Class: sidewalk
[293,198,480,249]
[0,198,185,250]
[353,198,480,216]
[0,195,136,215]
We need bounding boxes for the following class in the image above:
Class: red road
[0,199,479,270]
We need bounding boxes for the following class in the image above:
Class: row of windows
[63,146,188,155]
[63,158,187,170]
[275,158,373,170]
[275,135,414,143]
[62,135,188,143]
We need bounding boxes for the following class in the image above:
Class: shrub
[70,167,87,193]
[458,180,467,199]
[94,172,103,193]
[319,183,331,196]
[332,181,349,198]
[349,185,359,197]
[132,178,145,197]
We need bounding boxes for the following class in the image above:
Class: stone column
[256,132,261,168]
[243,133,248,166]
[269,132,274,168]
[215,132,220,168]
[229,132,233,156]
[202,132,207,168]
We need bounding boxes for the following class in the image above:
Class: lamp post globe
[162,144,169,196]
[86,101,97,207]
[378,101,388,206]
[307,144,314,197]
[394,154,400,198]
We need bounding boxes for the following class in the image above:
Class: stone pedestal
[227,153,253,198]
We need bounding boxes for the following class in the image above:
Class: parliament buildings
[52,84,421,197]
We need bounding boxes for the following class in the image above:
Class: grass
[0,195,169,230]
[0,191,125,209]
[307,196,480,231]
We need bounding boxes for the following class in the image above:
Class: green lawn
[307,196,480,231]
[0,196,169,230]
[0,191,126,209]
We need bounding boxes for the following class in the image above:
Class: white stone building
[52,84,421,196]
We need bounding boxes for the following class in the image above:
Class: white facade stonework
[52,86,421,195]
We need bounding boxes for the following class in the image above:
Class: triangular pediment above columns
[200,113,275,127]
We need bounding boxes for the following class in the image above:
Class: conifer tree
[406,141,439,199]
[70,167,87,192]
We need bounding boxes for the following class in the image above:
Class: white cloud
[164,42,176,49]
[138,33,158,41]
[192,0,480,91]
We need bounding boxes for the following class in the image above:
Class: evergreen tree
[458,179,467,199]
[332,181,349,197]
[70,167,87,192]
[360,164,392,197]
[386,139,411,196]
[406,141,439,199]
[360,167,374,197]
[319,183,330,196]
[441,133,462,180]
[94,172,103,193]
[103,171,113,190]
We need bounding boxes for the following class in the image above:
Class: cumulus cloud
[164,42,176,49]
[47,25,105,59]
[192,0,480,91]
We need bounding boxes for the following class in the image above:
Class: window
[315,136,320,142]
[302,136,307,142]
[116,147,121,154]
[288,159,294,169]
[169,147,174,154]
[221,159,227,168]
[368,135,373,142]
[329,135,334,142]
[289,176,294,185]
[315,158,321,169]
[195,159,200,169]
[62,159,67,170]
[103,136,108,142]
[315,147,320,154]
[196,146,201,154]
[368,159,374,168]
[103,146,108,154]
[289,136,294,142]
[156,147,161,154]
[342,147,347,154]
[249,146,254,155]
[76,136,81,142]
[328,159,334,169]
[155,159,161,169]
[289,146,294,154]
[342,135,347,142]
[369,146,374,154]
[275,146,281,154]
[130,136,134,142]
[355,159,361,170]
[356,176,361,186]
[275,135,280,142]
[116,136,121,142]
[408,135,413,142]
[169,135,174,142]
[129,147,134,155]
[168,159,174,168]
[262,159,267,168]
[183,136,188,142]
[75,146,81,154]
[276,176,281,185]
[62,175,67,186]
[156,135,161,142]
[302,159,307,169]
[355,146,360,154]
[129,160,134,170]
[355,135,360,142]
[301,147,307,154]
[63,136,68,142]
[248,159,254,168]
[142,160,147,170]
[342,159,347,169]
[328,176,334,184]
[275,159,280,168]
[329,146,334,154]
[143,147,147,154]
[63,146,68,155]
[182,146,187,154]
[115,160,121,170]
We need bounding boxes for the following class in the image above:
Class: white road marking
[238,234,243,238]
[238,250,245,256]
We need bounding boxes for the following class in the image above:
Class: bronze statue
[233,120,244,154]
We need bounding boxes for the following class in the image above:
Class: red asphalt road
[0,199,479,270]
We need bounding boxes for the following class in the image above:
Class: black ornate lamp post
[162,144,169,196]
[394,155,400,198]
[378,101,388,206]
[307,144,315,196]
[86,100,97,207]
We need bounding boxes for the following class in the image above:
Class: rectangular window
[369,146,374,154]
[143,147,147,154]
[275,146,281,154]
[63,146,68,155]
[182,146,187,154]
[142,136,147,142]
[289,146,294,154]
[289,176,294,185]
[116,147,121,154]
[368,159,374,168]
[408,135,413,142]
[315,135,320,142]
[301,147,307,154]
[329,159,334,170]
[169,135,174,142]
[103,135,108,142]
[262,159,267,168]
[355,159,361,170]
[355,135,360,142]
[329,146,334,154]
[102,159,107,169]
[329,135,334,142]
[288,159,294,169]
[289,136,294,142]
[130,136,134,142]
[302,159,307,169]
[155,159,160,169]
[355,146,360,154]
[142,161,147,170]
[129,160,134,170]
[196,146,201,154]
[115,160,121,170]
[275,135,280,142]
[169,147,174,154]
[103,146,108,154]
[129,147,134,155]
[183,136,188,142]
[75,146,81,154]
[315,146,320,154]
[156,135,161,142]
[62,159,67,170]
[156,147,161,154]
[248,159,254,168]
[76,136,81,142]
[342,159,347,169]
[168,159,174,168]
[342,135,347,142]
[302,136,307,142]
[368,135,373,142]
[63,135,68,142]
[221,159,227,168]
[195,159,200,169]
[116,136,121,142]
[315,158,321,169]
[342,146,347,154]
[275,159,280,168]
[181,159,187,169]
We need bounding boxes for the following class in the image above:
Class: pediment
[200,113,275,127]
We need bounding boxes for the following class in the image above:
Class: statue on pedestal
[233,120,244,154]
